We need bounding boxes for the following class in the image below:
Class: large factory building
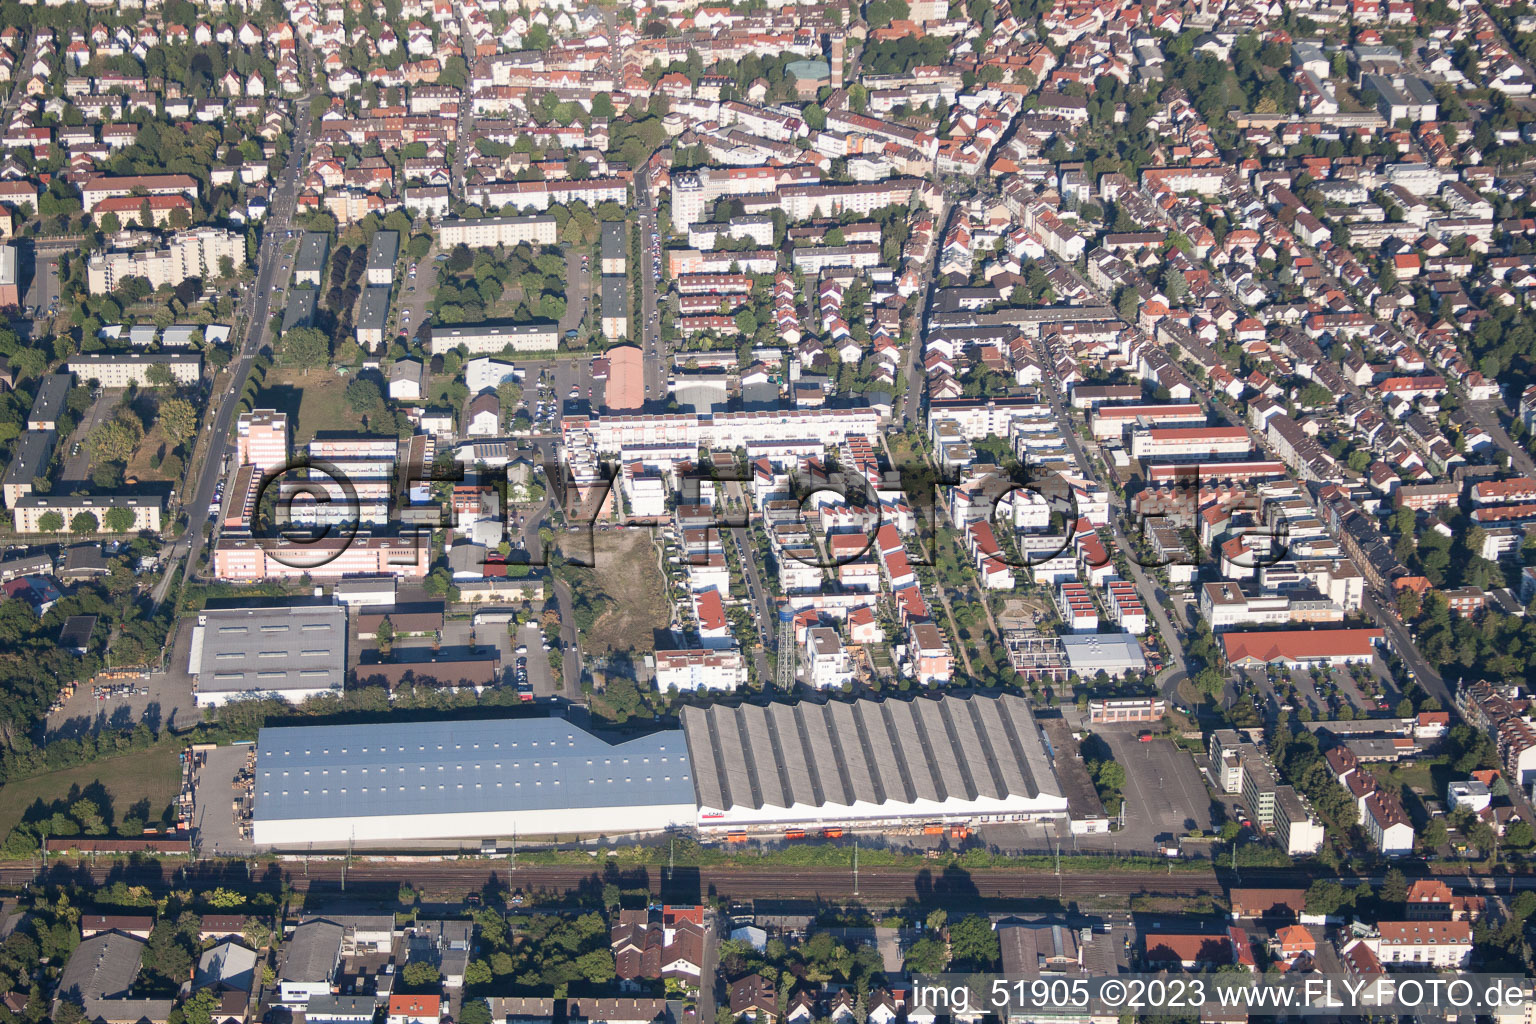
[248,692,1067,848]
[683,692,1067,830]
[250,717,697,847]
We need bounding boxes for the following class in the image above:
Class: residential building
[86,228,243,294]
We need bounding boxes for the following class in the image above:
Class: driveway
[559,249,591,341]
[392,245,436,352]
[58,387,121,483]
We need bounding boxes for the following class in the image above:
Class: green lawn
[0,743,182,841]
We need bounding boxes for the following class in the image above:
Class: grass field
[260,369,374,442]
[0,743,182,839]
[557,530,669,658]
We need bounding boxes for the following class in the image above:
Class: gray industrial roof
[194,940,258,992]
[681,692,1062,813]
[1060,634,1145,672]
[192,604,346,696]
[430,322,556,342]
[279,919,342,983]
[600,274,626,319]
[307,995,380,1018]
[253,716,694,824]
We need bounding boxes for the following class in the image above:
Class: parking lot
[46,617,202,740]
[397,619,558,699]
[191,743,255,857]
[394,246,435,350]
[1094,724,1213,849]
[23,251,60,321]
[58,388,122,483]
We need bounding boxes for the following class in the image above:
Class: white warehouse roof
[251,717,696,847]
[246,693,1070,848]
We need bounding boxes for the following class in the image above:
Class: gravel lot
[46,617,202,740]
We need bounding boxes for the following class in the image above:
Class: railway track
[0,860,1222,903]
[1,859,1525,905]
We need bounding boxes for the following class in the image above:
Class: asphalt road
[1462,397,1536,477]
[899,198,948,428]
[720,476,774,684]
[634,167,666,400]
[154,82,317,604]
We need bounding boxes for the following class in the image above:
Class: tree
[1382,868,1408,905]
[242,919,269,950]
[71,798,107,835]
[180,988,218,1024]
[1115,285,1139,322]
[103,506,137,534]
[204,887,244,909]
[459,1001,493,1024]
[145,362,176,388]
[1419,816,1448,853]
[158,396,199,450]
[1162,265,1187,303]
[573,949,614,985]
[463,960,493,989]
[400,961,440,988]
[282,327,330,371]
[141,919,195,990]
[345,377,383,415]
[1303,879,1354,916]
[70,512,99,535]
[947,915,999,969]
[91,418,143,463]
[37,511,63,533]
[1512,890,1536,922]
[903,935,947,974]
[376,616,395,654]
[1194,667,1225,700]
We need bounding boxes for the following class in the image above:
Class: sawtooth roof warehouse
[249,693,1069,847]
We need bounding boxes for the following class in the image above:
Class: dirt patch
[123,421,176,484]
[556,528,668,659]
[997,595,1049,630]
